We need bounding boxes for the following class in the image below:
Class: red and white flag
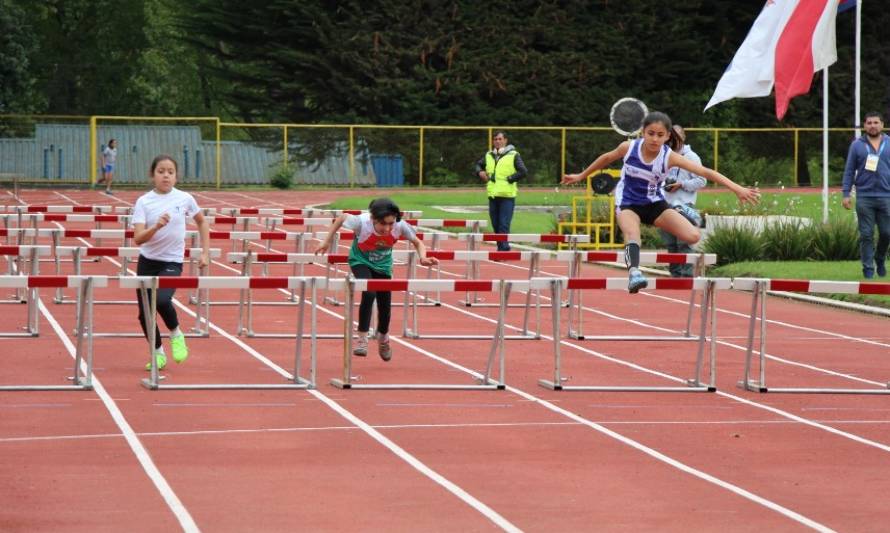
[705,0,840,119]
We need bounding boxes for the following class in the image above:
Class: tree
[0,0,39,113]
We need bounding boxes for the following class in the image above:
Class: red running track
[1,188,889,532]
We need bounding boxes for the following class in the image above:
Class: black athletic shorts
[620,201,671,225]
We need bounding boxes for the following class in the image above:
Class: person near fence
[314,198,438,361]
[132,155,211,370]
[96,138,117,195]
[475,131,527,251]
[842,111,890,279]
[561,111,759,293]
[660,125,707,277]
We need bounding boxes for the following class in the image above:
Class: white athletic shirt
[614,138,672,207]
[131,188,200,262]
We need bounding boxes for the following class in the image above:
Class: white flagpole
[823,67,830,224]
[854,0,862,137]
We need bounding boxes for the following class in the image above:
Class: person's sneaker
[353,335,368,357]
[145,352,167,371]
[104,189,114,196]
[378,334,392,362]
[674,204,702,227]
[863,267,875,279]
[628,269,648,294]
[877,261,887,278]
[170,334,189,363]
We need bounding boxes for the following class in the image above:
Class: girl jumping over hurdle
[132,155,210,370]
[561,111,760,293]
[315,198,438,361]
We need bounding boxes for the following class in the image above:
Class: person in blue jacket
[842,111,890,278]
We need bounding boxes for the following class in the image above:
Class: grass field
[324,188,889,309]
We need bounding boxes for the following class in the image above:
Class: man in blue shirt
[842,111,890,278]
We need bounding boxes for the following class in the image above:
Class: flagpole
[854,0,862,137]
[823,67,830,225]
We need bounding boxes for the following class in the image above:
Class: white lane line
[91,252,522,533]
[53,191,82,205]
[36,298,199,532]
[6,419,890,445]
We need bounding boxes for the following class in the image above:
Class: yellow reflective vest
[485,149,519,198]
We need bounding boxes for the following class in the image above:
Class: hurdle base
[737,380,890,394]
[403,331,538,341]
[737,380,769,393]
[330,378,503,391]
[568,333,699,342]
[239,330,342,339]
[539,379,714,393]
[0,384,92,391]
[141,379,313,391]
[86,331,210,338]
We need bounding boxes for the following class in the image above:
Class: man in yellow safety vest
[475,131,527,251]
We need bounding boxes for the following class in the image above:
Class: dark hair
[368,197,401,222]
[642,111,673,132]
[864,111,883,122]
[150,154,178,175]
[107,138,116,146]
[493,130,508,140]
[668,124,686,151]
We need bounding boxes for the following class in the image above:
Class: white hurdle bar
[228,251,345,338]
[328,277,526,391]
[734,278,890,394]
[0,205,115,213]
[118,276,324,390]
[457,233,589,304]
[558,251,718,340]
[539,277,730,392]
[200,207,423,218]
[401,250,546,340]
[1,245,49,302]
[0,275,105,391]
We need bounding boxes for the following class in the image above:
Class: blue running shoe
[674,204,702,227]
[628,269,648,294]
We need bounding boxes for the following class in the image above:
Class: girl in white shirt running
[131,155,210,370]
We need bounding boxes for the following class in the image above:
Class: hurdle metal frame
[2,245,48,303]
[330,277,519,390]
[457,233,590,305]
[734,278,890,394]
[401,251,543,340]
[121,276,322,390]
[561,251,716,341]
[0,275,102,391]
[539,277,727,392]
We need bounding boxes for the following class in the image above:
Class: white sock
[170,327,183,338]
[378,333,389,343]
[153,347,165,356]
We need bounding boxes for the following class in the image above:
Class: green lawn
[325,189,889,309]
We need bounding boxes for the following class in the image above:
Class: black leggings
[350,264,392,335]
[136,255,183,349]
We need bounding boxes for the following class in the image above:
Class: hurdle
[1,245,49,302]
[457,233,590,304]
[227,251,346,338]
[400,250,545,340]
[558,250,717,340]
[734,278,890,394]
[201,207,423,218]
[0,205,118,213]
[538,277,729,392]
[329,277,536,390]
[118,276,323,390]
[0,275,103,391]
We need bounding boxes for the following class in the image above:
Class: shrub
[810,216,859,260]
[761,218,813,260]
[268,165,294,189]
[703,225,764,265]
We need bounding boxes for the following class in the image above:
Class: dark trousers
[855,196,890,274]
[488,196,515,251]
[136,255,183,349]
[351,264,392,335]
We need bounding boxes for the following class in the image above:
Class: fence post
[418,126,424,188]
